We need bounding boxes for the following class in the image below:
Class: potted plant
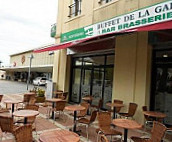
[36,88,45,103]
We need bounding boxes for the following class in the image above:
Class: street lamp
[27,54,34,90]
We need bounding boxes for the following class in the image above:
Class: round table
[106,102,124,119]
[65,105,85,132]
[143,111,166,122]
[46,98,62,119]
[13,110,39,124]
[39,129,80,142]
[112,119,142,142]
[4,100,22,113]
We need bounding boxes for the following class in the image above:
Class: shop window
[68,0,81,18]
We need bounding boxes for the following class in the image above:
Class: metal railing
[68,0,81,17]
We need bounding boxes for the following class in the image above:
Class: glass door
[154,66,172,125]
[81,68,92,98]
[70,54,114,108]
[92,67,104,105]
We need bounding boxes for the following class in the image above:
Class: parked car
[33,77,47,86]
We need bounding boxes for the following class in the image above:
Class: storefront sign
[21,55,25,64]
[61,0,172,43]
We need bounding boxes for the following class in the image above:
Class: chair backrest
[128,103,138,117]
[113,99,123,113]
[14,124,32,142]
[142,106,150,121]
[55,100,66,111]
[150,121,166,142]
[97,112,111,128]
[0,115,14,133]
[98,99,103,110]
[79,102,89,116]
[90,111,97,123]
[62,92,68,100]
[0,95,3,102]
[25,105,39,111]
[28,97,36,105]
[99,135,109,142]
[23,94,30,103]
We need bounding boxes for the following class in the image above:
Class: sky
[0,0,58,66]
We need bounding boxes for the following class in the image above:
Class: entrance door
[70,54,114,108]
[152,49,172,125]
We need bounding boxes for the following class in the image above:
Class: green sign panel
[51,24,56,38]
[61,0,172,43]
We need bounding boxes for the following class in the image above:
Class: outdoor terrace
[0,93,171,142]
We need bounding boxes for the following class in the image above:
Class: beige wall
[56,0,166,40]
[10,51,54,67]
[53,0,165,123]
[113,32,152,123]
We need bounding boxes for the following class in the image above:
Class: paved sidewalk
[1,94,172,142]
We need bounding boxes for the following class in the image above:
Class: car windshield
[41,78,46,80]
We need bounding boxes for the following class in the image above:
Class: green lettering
[155,15,162,21]
[135,20,141,26]
[142,18,147,24]
[111,27,115,31]
[102,29,107,34]
[148,17,154,23]
[123,23,129,29]
[129,22,135,27]
[118,25,123,30]
[107,28,111,32]
[167,12,172,19]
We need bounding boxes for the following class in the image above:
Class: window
[98,0,113,4]
[68,0,81,17]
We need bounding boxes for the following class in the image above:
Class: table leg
[24,117,28,124]
[51,102,55,119]
[73,111,77,132]
[12,104,15,113]
[124,128,128,142]
[113,107,116,119]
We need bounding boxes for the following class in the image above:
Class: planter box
[36,96,45,103]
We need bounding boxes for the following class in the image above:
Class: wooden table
[143,111,166,121]
[65,105,85,132]
[13,110,39,124]
[106,102,124,119]
[4,100,22,113]
[112,119,142,142]
[39,129,80,142]
[46,98,62,119]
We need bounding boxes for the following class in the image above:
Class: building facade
[34,0,172,124]
[1,47,54,82]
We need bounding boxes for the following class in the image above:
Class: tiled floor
[1,94,172,142]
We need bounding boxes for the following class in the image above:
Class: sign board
[61,0,172,43]
[45,82,56,99]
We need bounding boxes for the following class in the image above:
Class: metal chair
[77,110,97,140]
[96,112,122,142]
[119,102,138,119]
[91,99,103,112]
[142,106,153,129]
[131,121,166,142]
[14,124,32,142]
[53,100,66,120]
[0,115,18,134]
[99,135,109,142]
